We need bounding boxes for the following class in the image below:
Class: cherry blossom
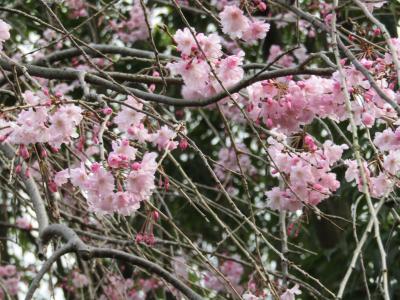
[219,6,250,39]
[280,284,301,300]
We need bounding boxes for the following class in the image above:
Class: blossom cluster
[114,96,178,150]
[55,151,157,215]
[168,27,246,100]
[219,5,270,43]
[342,125,400,198]
[215,143,256,182]
[99,275,160,300]
[266,135,347,211]
[109,0,149,44]
[204,258,244,293]
[1,90,83,148]
[245,59,398,134]
[0,265,19,298]
[64,0,88,17]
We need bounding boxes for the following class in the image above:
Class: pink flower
[383,150,400,174]
[363,0,387,12]
[219,6,249,39]
[374,128,397,151]
[290,164,313,186]
[70,163,88,189]
[16,217,32,230]
[126,169,155,202]
[54,169,70,186]
[172,256,188,280]
[0,19,10,42]
[203,271,224,292]
[72,271,89,288]
[151,125,178,150]
[174,28,196,56]
[113,191,141,215]
[109,1,149,44]
[127,123,151,143]
[114,96,145,133]
[112,139,137,159]
[323,140,348,164]
[370,173,393,198]
[220,259,243,284]
[57,105,83,124]
[126,152,157,202]
[22,90,42,106]
[107,152,126,169]
[266,187,285,211]
[215,53,244,89]
[87,166,115,197]
[242,292,260,300]
[280,284,301,300]
[242,20,270,44]
[344,159,359,183]
[197,33,223,60]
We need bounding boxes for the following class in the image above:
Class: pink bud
[40,148,48,158]
[164,177,169,191]
[25,167,31,178]
[50,146,59,153]
[324,13,333,25]
[108,153,122,168]
[362,113,374,127]
[266,118,273,128]
[145,233,155,246]
[18,145,30,160]
[55,91,63,98]
[313,183,323,191]
[131,162,141,171]
[48,181,57,193]
[258,2,267,11]
[15,164,22,174]
[153,211,160,222]
[102,107,113,115]
[175,109,184,119]
[0,135,7,142]
[149,84,156,92]
[287,223,294,236]
[179,138,188,151]
[91,162,101,173]
[373,28,381,36]
[135,233,144,243]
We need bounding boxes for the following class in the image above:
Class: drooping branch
[34,224,204,300]
[270,0,400,115]
[0,143,49,234]
[25,243,73,300]
[0,56,333,107]
[34,44,174,66]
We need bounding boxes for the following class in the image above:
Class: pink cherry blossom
[280,284,301,300]
[54,169,70,186]
[114,96,145,133]
[15,217,32,230]
[383,150,400,174]
[150,125,178,150]
[0,19,10,43]
[219,6,249,39]
[242,20,270,44]
[174,28,196,56]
